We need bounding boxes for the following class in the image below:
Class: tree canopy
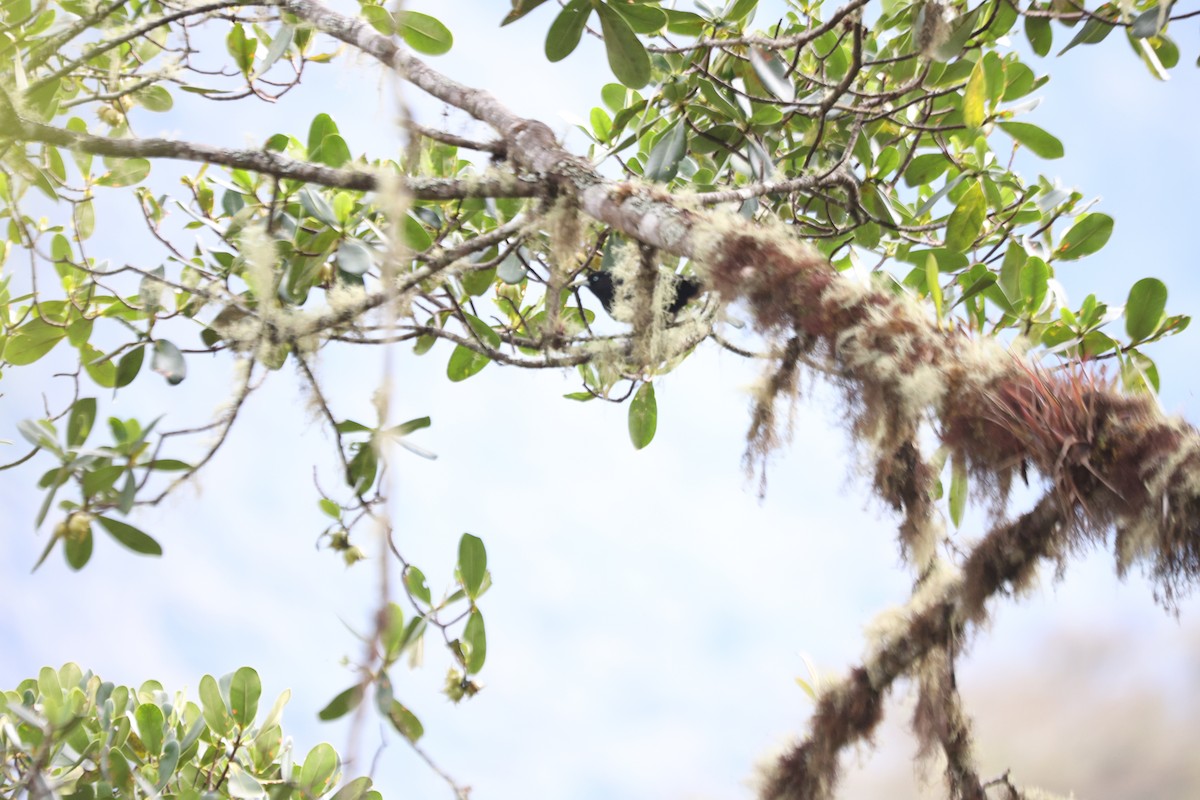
[2,0,1199,798]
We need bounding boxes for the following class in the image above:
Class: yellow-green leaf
[394,11,452,55]
[628,382,657,449]
[944,181,986,253]
[963,58,986,129]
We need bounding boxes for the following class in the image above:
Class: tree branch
[760,495,1064,800]
[0,91,541,199]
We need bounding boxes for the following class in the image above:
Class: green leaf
[135,703,165,757]
[962,58,986,130]
[67,398,97,447]
[998,122,1064,159]
[151,339,186,385]
[82,465,124,498]
[948,452,968,528]
[199,674,233,735]
[545,0,590,61]
[464,314,502,348]
[331,777,375,800]
[1122,348,1160,393]
[64,526,93,571]
[643,121,688,182]
[97,158,151,187]
[957,271,997,306]
[447,344,490,382]
[501,0,552,25]
[944,181,986,253]
[307,114,352,168]
[463,610,487,674]
[402,211,433,251]
[1130,5,1166,38]
[1058,14,1114,56]
[4,318,67,365]
[665,9,705,35]
[413,334,436,355]
[458,533,486,599]
[462,266,496,296]
[380,602,406,660]
[38,664,62,700]
[136,85,173,112]
[1125,277,1167,341]
[318,134,352,169]
[1020,256,1050,314]
[610,2,666,33]
[497,253,527,284]
[1002,62,1038,101]
[999,243,1027,304]
[317,685,364,721]
[904,153,950,187]
[299,742,339,795]
[362,4,395,34]
[227,764,265,799]
[388,416,431,437]
[299,186,339,226]
[393,11,453,55]
[980,51,1005,104]
[1056,213,1113,260]
[1024,15,1052,56]
[254,23,295,77]
[228,666,261,727]
[76,197,95,240]
[115,346,145,388]
[725,0,759,21]
[336,239,374,275]
[226,23,257,74]
[387,700,423,742]
[81,343,117,389]
[19,418,59,452]
[595,3,650,88]
[346,443,378,494]
[96,516,163,556]
[628,382,657,449]
[405,566,432,605]
[157,739,181,789]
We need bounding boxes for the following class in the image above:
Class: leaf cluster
[0,663,381,800]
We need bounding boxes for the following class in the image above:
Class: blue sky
[2,2,1199,799]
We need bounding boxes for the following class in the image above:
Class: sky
[2,2,1200,799]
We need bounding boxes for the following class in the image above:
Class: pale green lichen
[239,224,279,313]
[607,237,643,324]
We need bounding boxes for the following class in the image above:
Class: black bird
[584,270,704,317]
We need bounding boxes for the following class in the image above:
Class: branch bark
[0,90,540,199]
